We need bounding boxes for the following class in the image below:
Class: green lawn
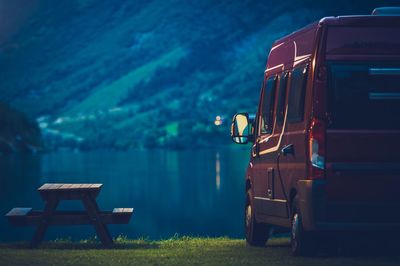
[0,237,399,266]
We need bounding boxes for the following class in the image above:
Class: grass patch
[1,236,400,266]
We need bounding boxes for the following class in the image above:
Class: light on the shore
[214,116,223,126]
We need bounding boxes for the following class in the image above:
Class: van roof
[272,15,400,47]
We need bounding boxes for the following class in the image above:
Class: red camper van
[231,7,400,255]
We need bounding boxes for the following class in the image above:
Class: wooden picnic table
[6,183,133,248]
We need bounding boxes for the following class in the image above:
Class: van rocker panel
[254,197,288,219]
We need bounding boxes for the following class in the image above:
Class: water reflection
[216,152,220,191]
[0,154,43,242]
[0,148,249,241]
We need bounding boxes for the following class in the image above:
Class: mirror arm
[248,134,255,143]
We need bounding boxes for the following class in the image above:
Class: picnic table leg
[30,198,59,248]
[82,194,113,247]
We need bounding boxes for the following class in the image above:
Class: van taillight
[308,118,326,179]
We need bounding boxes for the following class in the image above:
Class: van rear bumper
[297,180,400,232]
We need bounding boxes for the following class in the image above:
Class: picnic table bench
[6,183,133,248]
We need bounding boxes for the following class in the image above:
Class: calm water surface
[0,148,249,242]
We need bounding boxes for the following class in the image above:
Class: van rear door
[324,61,400,222]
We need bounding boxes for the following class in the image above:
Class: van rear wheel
[291,207,315,256]
[245,190,271,246]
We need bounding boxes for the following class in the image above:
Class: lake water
[0,148,250,242]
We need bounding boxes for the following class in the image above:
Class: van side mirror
[231,113,253,144]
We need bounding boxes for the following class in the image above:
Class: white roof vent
[372,7,400,16]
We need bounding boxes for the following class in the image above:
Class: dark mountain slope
[0,0,396,149]
[0,103,42,154]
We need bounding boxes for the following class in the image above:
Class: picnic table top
[38,183,103,192]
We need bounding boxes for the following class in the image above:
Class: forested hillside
[0,103,42,154]
[0,0,392,150]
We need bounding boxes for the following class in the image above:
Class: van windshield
[328,62,400,129]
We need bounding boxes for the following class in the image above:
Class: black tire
[245,190,271,247]
[291,205,315,256]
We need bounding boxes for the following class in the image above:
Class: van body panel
[267,24,318,73]
[298,180,400,231]
[326,130,400,163]
[323,27,400,214]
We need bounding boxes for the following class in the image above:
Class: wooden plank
[77,184,86,189]
[7,210,133,226]
[52,184,63,190]
[89,184,102,189]
[111,208,133,224]
[39,183,103,191]
[112,208,134,214]
[59,184,70,190]
[38,183,61,190]
[39,183,57,190]
[38,184,51,190]
[57,184,68,189]
[6,208,32,217]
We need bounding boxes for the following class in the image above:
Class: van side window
[287,65,308,123]
[276,72,289,124]
[260,75,278,134]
